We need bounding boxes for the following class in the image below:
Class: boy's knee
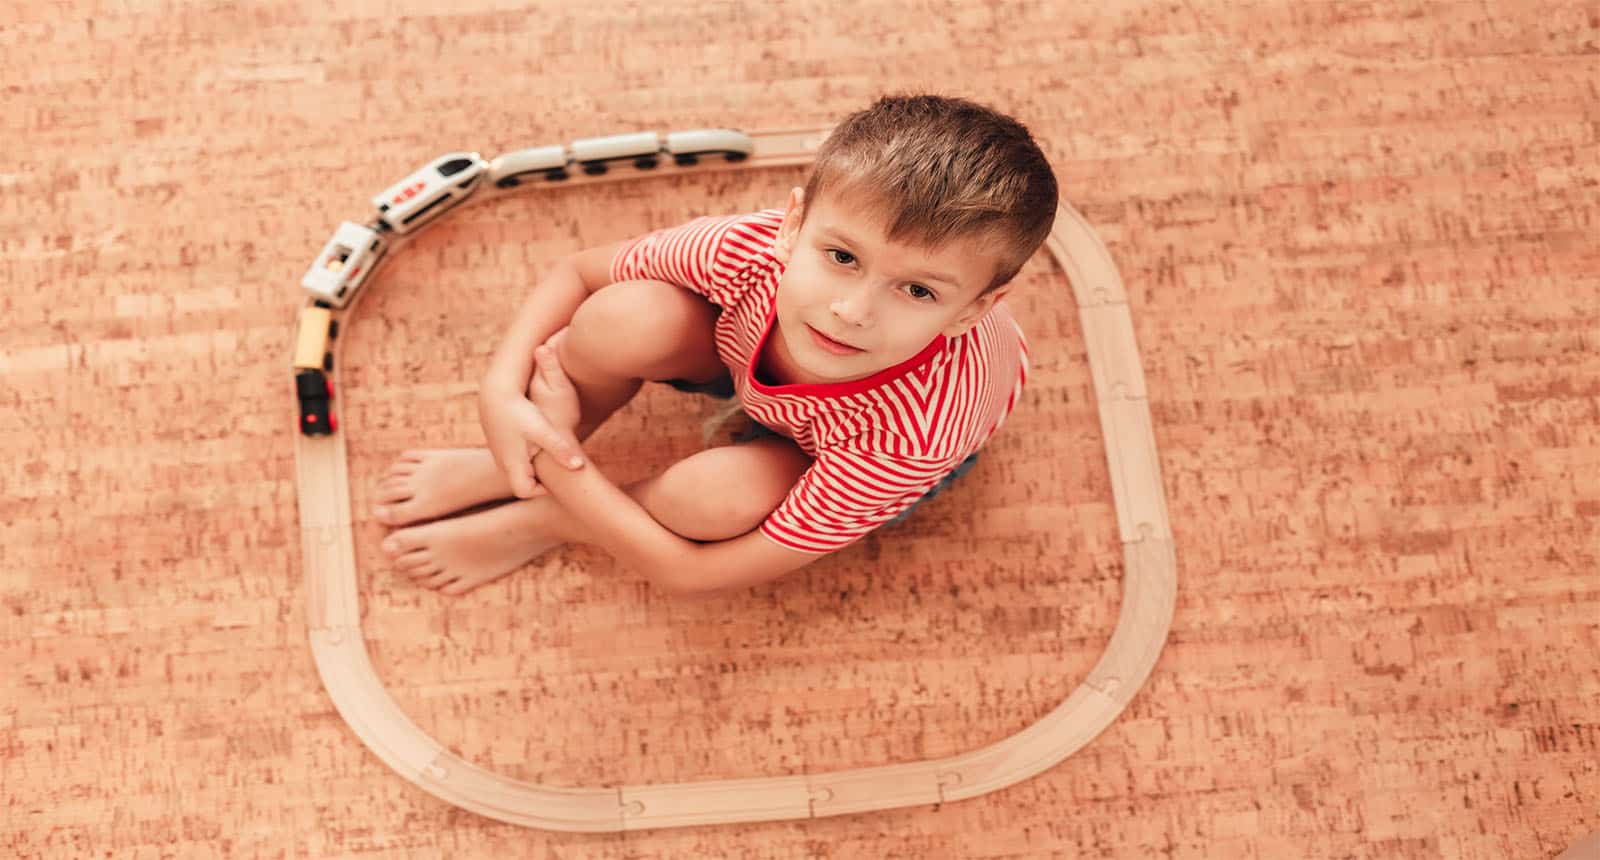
[696,440,809,521]
[562,290,628,376]
[653,439,811,540]
[563,279,717,379]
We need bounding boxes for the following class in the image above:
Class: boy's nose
[829,290,873,327]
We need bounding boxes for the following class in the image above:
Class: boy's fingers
[538,345,567,384]
[559,432,585,470]
[534,428,583,469]
[511,454,534,495]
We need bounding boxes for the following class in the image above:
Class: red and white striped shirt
[611,208,1030,554]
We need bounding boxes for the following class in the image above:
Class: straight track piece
[619,775,813,829]
[1079,302,1148,402]
[1094,395,1173,544]
[805,762,945,818]
[301,522,359,631]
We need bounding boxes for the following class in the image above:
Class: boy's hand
[480,327,585,499]
[529,328,583,441]
[481,397,581,499]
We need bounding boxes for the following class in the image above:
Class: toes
[380,466,419,485]
[385,450,429,476]
[374,480,414,507]
[408,563,445,581]
[381,529,422,557]
[374,502,414,525]
[421,570,460,590]
[395,549,433,572]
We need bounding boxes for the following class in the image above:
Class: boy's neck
[754,335,790,386]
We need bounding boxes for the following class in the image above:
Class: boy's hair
[800,94,1059,296]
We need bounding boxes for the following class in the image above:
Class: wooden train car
[293,305,337,436]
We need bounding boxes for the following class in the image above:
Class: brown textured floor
[4,0,1597,857]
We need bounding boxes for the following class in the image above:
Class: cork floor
[4,1,1597,856]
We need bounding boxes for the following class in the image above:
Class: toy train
[293,127,756,435]
[490,128,753,187]
[299,128,751,309]
[294,305,338,436]
[301,221,390,308]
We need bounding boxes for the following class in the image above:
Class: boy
[374,94,1058,597]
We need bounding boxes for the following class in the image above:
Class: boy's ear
[943,283,1014,337]
[773,186,805,263]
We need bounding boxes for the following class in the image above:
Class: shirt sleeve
[758,440,963,555]
[608,211,780,309]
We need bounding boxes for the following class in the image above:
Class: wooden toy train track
[291,125,1178,831]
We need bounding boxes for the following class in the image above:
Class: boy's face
[767,186,1012,386]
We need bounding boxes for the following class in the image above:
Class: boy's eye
[827,248,937,301]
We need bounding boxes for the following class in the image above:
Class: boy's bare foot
[374,448,540,527]
[379,499,561,595]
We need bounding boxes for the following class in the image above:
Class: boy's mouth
[806,324,864,355]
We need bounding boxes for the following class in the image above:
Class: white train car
[485,129,757,185]
[300,221,388,308]
[487,145,571,187]
[664,129,753,165]
[570,132,663,175]
[370,152,488,234]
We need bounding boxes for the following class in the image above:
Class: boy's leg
[553,278,729,441]
[381,435,814,595]
[376,279,729,526]
[570,435,813,543]
[377,279,817,593]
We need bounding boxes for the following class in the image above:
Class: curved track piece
[292,126,1178,831]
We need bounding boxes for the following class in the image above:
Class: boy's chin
[775,319,879,384]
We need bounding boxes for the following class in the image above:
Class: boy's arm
[666,528,822,596]
[480,243,628,495]
[529,446,820,595]
[479,241,625,396]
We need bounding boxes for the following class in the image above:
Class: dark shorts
[663,376,981,526]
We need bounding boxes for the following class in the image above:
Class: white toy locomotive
[372,152,489,234]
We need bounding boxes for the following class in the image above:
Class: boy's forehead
[810,193,893,238]
[811,202,935,257]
